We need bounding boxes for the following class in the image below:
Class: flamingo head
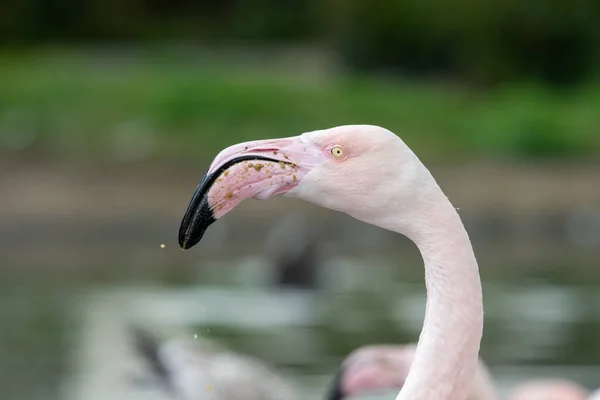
[328,345,416,399]
[179,124,429,249]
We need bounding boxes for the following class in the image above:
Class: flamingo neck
[395,193,484,400]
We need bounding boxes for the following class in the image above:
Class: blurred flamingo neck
[394,194,484,400]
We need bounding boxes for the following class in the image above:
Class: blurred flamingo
[328,344,497,400]
[177,125,484,400]
[330,345,599,400]
[131,327,298,400]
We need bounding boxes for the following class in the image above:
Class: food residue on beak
[278,161,286,169]
[223,170,229,176]
[293,174,297,181]
[224,191,234,199]
[252,163,264,171]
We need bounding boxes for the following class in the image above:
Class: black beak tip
[178,238,192,250]
[177,199,216,251]
[177,172,219,251]
[177,228,205,250]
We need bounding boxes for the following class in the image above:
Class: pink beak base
[178,136,324,250]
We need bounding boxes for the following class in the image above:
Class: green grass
[1,49,599,164]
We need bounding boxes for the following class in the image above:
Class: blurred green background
[2,0,600,162]
[0,1,599,400]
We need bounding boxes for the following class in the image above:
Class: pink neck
[394,195,484,400]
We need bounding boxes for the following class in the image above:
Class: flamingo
[178,125,485,400]
[329,344,497,400]
[131,327,298,400]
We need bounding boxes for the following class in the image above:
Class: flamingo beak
[178,136,324,250]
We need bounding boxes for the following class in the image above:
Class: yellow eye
[330,145,345,159]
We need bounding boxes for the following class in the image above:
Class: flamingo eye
[330,145,345,159]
